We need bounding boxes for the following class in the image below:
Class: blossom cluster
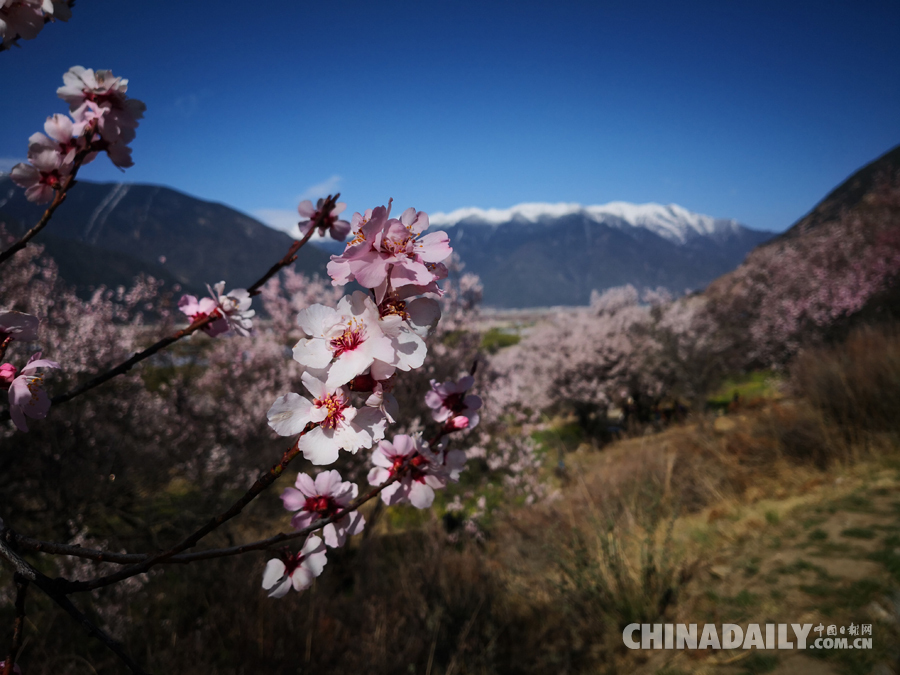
[0,309,59,432]
[178,281,255,337]
[0,0,69,48]
[261,200,480,597]
[10,66,145,203]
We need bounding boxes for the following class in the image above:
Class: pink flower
[8,351,60,432]
[0,310,39,342]
[281,470,365,547]
[297,198,351,241]
[10,147,69,204]
[367,435,464,509]
[178,294,228,337]
[261,536,327,598]
[266,372,386,465]
[326,204,391,285]
[29,113,95,165]
[0,0,43,46]
[57,67,146,146]
[327,204,452,302]
[425,375,482,430]
[0,363,16,387]
[10,113,99,203]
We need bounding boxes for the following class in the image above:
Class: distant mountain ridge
[0,175,772,308]
[0,177,329,293]
[429,201,773,307]
[431,201,746,245]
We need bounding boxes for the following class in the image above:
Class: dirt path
[635,462,900,675]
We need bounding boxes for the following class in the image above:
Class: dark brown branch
[0,536,148,674]
[0,337,12,364]
[248,233,307,296]
[5,474,399,566]
[2,575,28,675]
[245,192,340,296]
[58,433,312,593]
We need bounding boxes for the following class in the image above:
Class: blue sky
[1,0,898,233]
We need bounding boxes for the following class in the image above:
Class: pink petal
[280,486,308,512]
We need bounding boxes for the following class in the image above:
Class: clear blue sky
[2,0,898,233]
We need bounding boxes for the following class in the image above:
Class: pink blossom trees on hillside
[708,176,900,367]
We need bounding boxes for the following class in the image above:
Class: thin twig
[0,136,96,267]
[56,435,304,593]
[5,426,457,570]
[5,472,400,568]
[52,472,401,595]
[0,537,148,674]
[2,575,28,675]
[0,337,12,364]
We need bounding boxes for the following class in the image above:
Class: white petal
[300,371,328,399]
[292,338,333,369]
[409,482,436,509]
[323,522,343,548]
[290,567,314,592]
[297,304,339,337]
[299,427,341,465]
[325,349,373,389]
[315,469,342,496]
[267,393,314,437]
[262,559,287,591]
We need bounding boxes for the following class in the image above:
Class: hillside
[702,143,900,365]
[0,177,330,293]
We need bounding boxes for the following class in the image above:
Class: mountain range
[428,202,773,307]
[0,179,330,295]
[0,177,772,307]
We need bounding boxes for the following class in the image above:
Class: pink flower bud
[448,416,470,430]
[0,363,17,388]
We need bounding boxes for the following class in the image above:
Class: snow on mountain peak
[429,201,741,244]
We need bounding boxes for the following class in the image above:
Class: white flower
[261,536,327,598]
[208,281,255,336]
[267,372,386,465]
[292,291,395,389]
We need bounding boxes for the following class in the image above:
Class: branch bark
[0,536,149,674]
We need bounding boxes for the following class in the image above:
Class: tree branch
[4,473,401,567]
[0,135,97,267]
[2,574,28,675]
[0,536,149,674]
[58,433,313,593]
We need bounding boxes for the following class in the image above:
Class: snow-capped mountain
[430,201,744,245]
[429,202,773,308]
